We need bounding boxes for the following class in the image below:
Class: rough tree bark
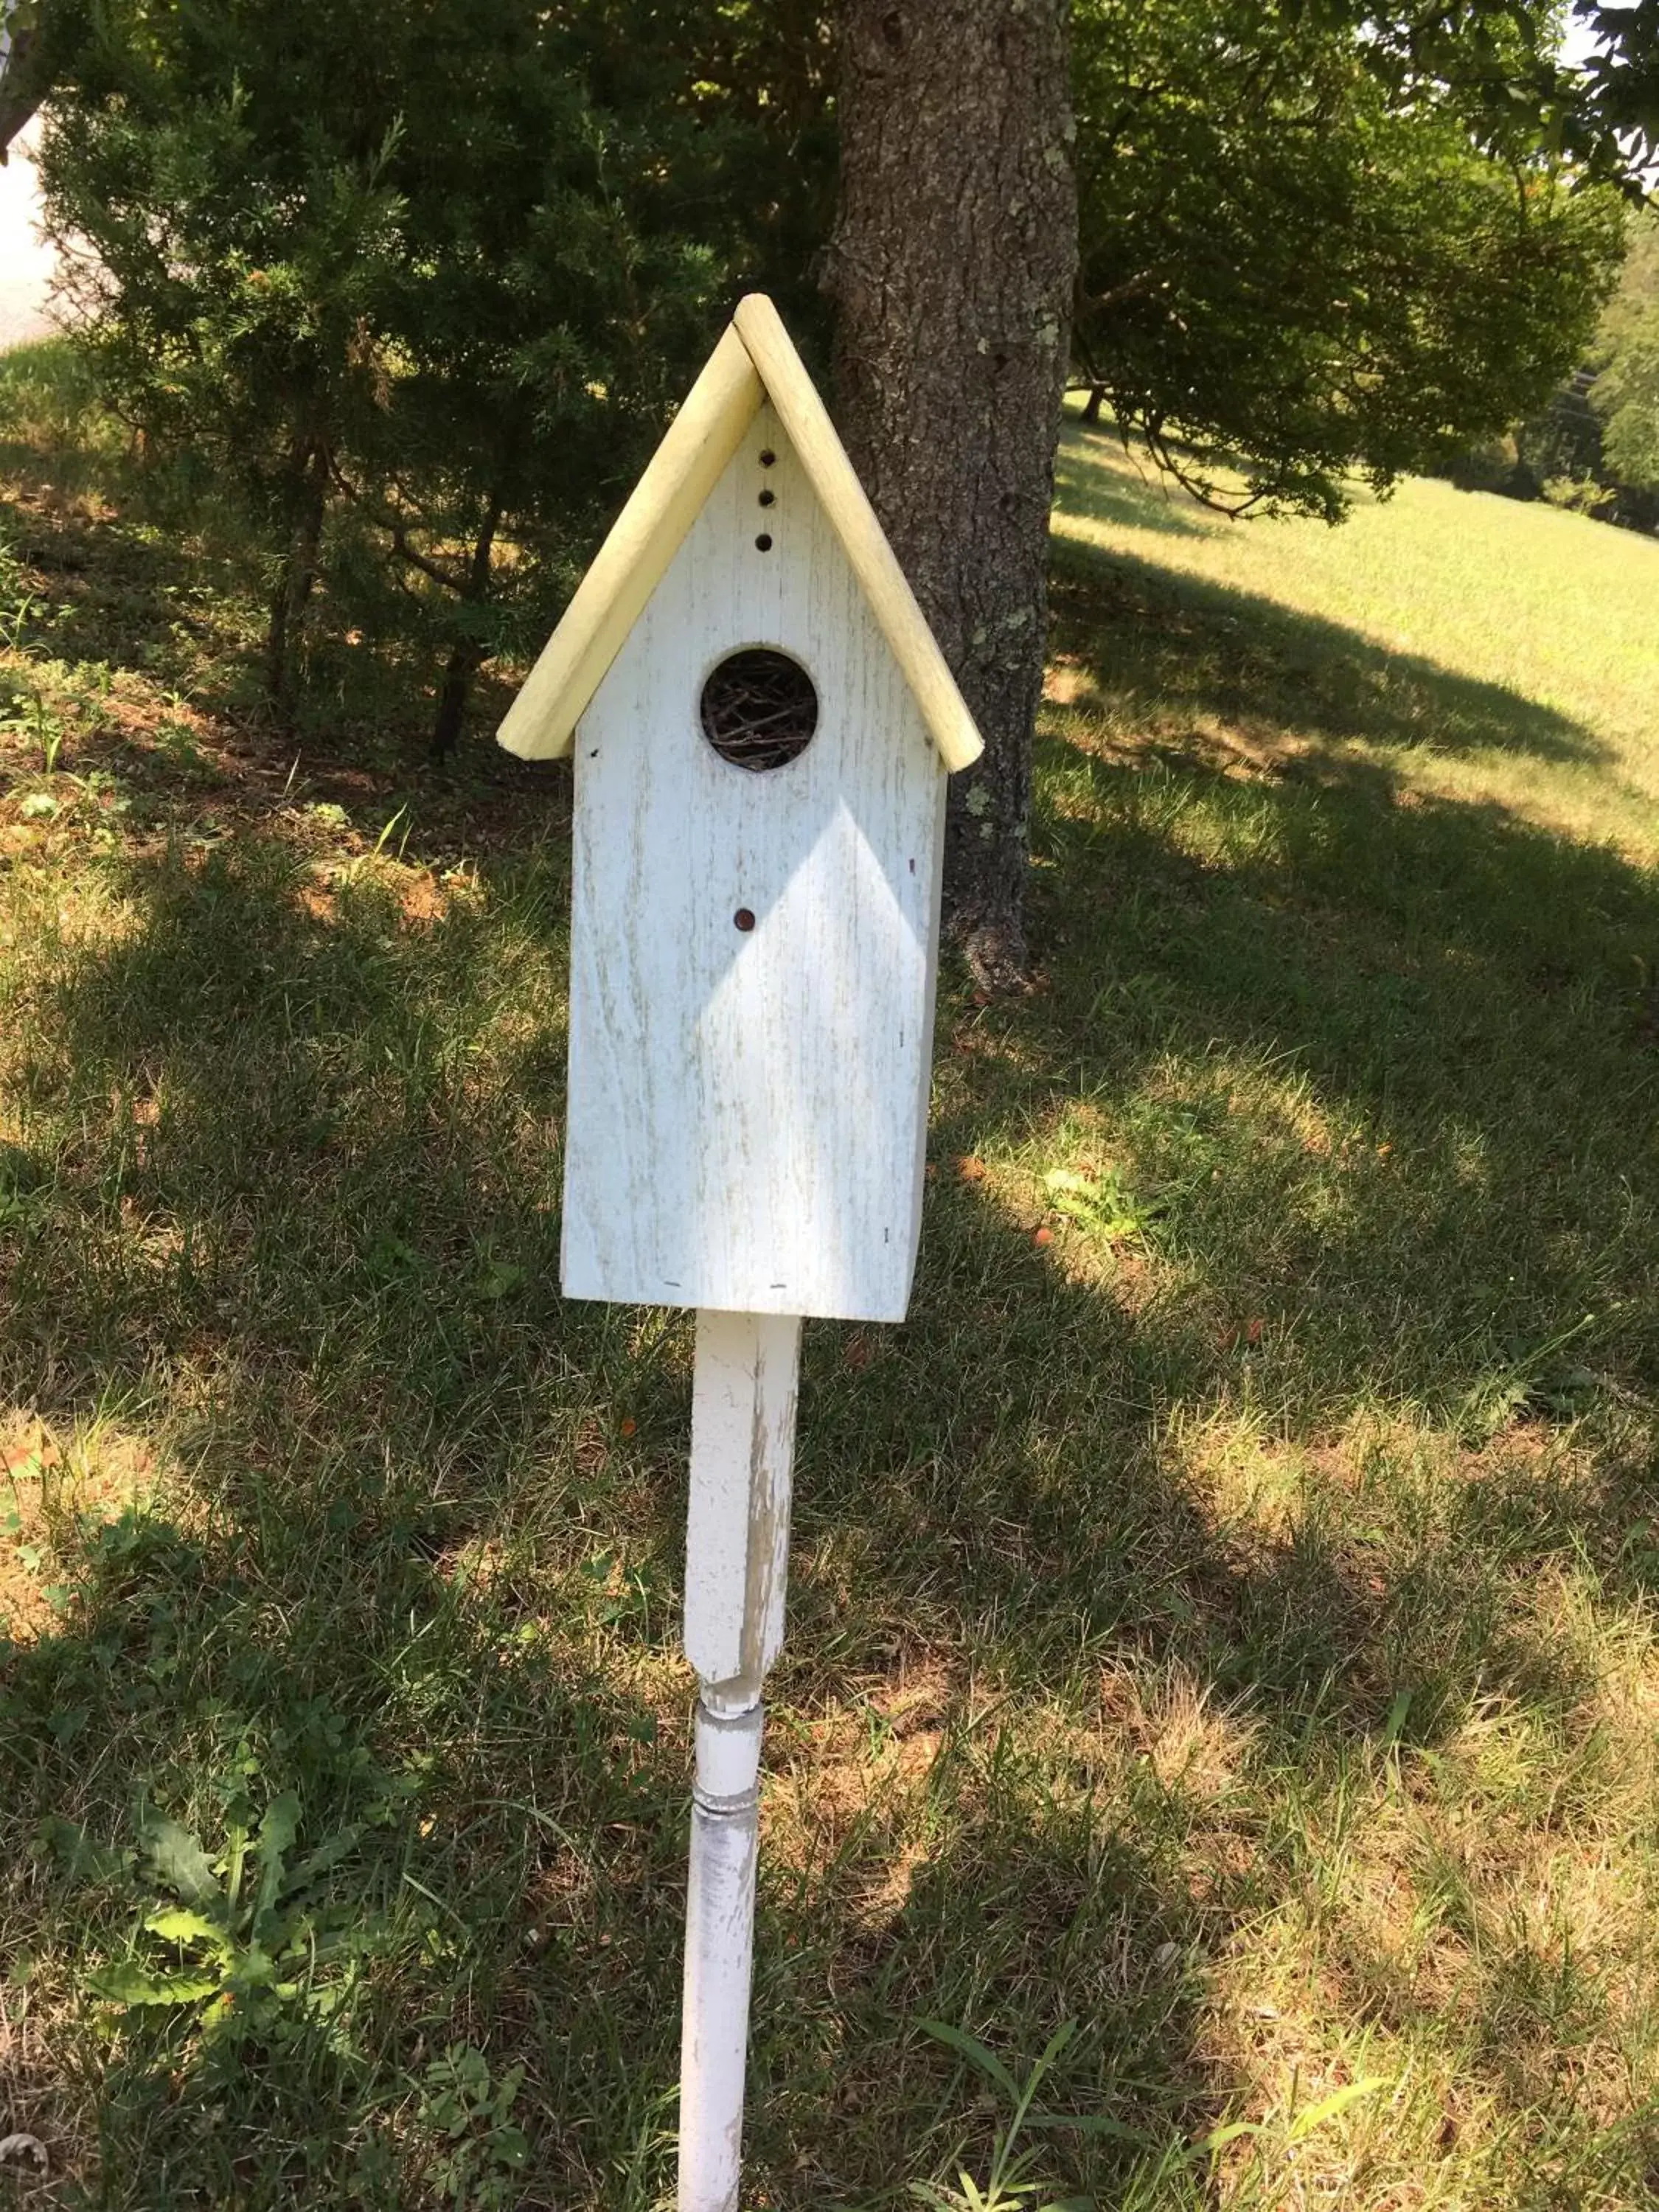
[826,0,1077,987]
[0,10,52,159]
[430,481,506,762]
[263,439,330,728]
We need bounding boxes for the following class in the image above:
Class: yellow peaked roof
[496,293,983,773]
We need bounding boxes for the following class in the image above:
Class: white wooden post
[678,1309,801,2212]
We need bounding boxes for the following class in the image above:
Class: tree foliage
[34,0,785,741]
[1468,212,1659,527]
[1591,210,1659,493]
[1326,1,1659,184]
[1074,0,1627,521]
[11,0,1655,765]
[1597,330,1659,490]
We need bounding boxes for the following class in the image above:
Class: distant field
[1054,413,1659,859]
[2,349,1658,2210]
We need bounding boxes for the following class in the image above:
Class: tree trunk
[1082,382,1107,425]
[0,21,52,159]
[263,439,330,728]
[430,639,477,765]
[430,483,506,762]
[826,0,1077,988]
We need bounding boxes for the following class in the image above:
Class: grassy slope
[2,352,1658,2209]
[1053,422,1659,857]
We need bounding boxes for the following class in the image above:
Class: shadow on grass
[1048,502,1607,774]
[3,537,1659,2200]
[0,347,495,761]
[1053,433,1218,542]
[2,1495,692,2208]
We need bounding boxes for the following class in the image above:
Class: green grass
[2,350,1658,2208]
[1052,411,1659,858]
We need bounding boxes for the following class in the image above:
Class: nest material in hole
[700,648,818,771]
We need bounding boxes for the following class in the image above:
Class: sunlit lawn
[1054,408,1659,857]
[2,345,1658,2208]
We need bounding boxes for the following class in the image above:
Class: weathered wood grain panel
[683,1310,800,1693]
[561,401,947,1321]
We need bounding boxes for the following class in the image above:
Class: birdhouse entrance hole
[700,648,818,772]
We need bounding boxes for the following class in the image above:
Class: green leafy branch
[54,1792,372,2033]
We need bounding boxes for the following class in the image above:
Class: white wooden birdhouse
[500,298,981,2212]
[498,293,981,1324]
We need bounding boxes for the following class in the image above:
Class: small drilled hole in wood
[700,647,818,771]
[758,489,776,507]
[754,532,773,552]
[759,448,776,467]
[734,907,756,932]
